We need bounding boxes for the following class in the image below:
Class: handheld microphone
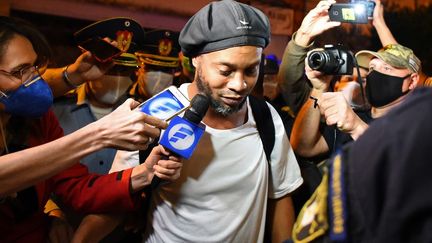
[152,93,210,187]
[159,93,209,159]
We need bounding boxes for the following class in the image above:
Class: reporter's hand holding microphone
[151,94,210,187]
[91,98,168,151]
[109,93,210,191]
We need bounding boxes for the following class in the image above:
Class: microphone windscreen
[183,94,210,124]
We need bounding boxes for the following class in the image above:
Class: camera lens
[308,51,326,70]
[308,50,340,74]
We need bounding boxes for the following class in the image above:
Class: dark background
[11,3,432,75]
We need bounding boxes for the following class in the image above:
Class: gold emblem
[293,170,329,243]
[116,30,133,52]
[158,39,172,56]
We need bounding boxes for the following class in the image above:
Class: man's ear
[409,73,419,90]
[192,56,199,69]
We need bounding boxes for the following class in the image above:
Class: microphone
[182,94,209,126]
[159,93,209,159]
[152,94,210,187]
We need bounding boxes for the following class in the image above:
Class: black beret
[179,0,271,57]
[136,29,180,69]
[74,17,145,70]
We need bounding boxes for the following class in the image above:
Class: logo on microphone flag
[160,116,205,159]
[138,89,186,120]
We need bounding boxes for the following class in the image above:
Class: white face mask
[142,71,174,96]
[88,75,132,105]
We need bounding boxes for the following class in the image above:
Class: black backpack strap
[249,95,275,163]
[249,95,277,243]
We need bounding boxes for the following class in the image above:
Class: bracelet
[62,65,79,88]
[309,96,318,109]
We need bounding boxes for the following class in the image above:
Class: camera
[307,44,354,75]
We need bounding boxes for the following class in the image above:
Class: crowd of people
[0,0,431,242]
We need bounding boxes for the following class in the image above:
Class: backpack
[250,95,325,242]
[249,95,323,216]
[249,95,275,163]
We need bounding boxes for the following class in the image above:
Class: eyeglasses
[0,65,40,98]
[0,65,39,85]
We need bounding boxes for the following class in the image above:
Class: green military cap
[356,43,421,73]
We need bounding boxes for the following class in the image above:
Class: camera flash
[354,4,366,15]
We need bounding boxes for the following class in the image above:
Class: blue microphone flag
[159,116,206,159]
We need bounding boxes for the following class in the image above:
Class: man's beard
[196,68,247,117]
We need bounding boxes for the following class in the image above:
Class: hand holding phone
[329,2,374,24]
[136,86,190,121]
[78,38,123,63]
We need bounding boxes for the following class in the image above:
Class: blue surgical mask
[0,75,53,118]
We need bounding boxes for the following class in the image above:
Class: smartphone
[78,38,123,63]
[136,86,190,121]
[329,3,369,24]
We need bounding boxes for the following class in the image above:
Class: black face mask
[365,70,411,107]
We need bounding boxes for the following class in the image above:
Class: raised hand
[295,0,341,46]
[66,51,114,84]
[372,0,385,26]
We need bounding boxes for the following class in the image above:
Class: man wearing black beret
[142,1,302,242]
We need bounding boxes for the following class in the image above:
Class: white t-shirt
[144,84,303,243]
[109,150,139,173]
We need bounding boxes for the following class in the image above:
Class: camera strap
[351,52,367,107]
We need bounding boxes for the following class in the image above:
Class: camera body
[307,44,354,75]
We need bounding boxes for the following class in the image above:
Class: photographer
[290,43,420,158]
[279,0,424,117]
[278,0,341,115]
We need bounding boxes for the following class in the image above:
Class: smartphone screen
[137,86,190,121]
[329,3,368,24]
[79,38,123,63]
